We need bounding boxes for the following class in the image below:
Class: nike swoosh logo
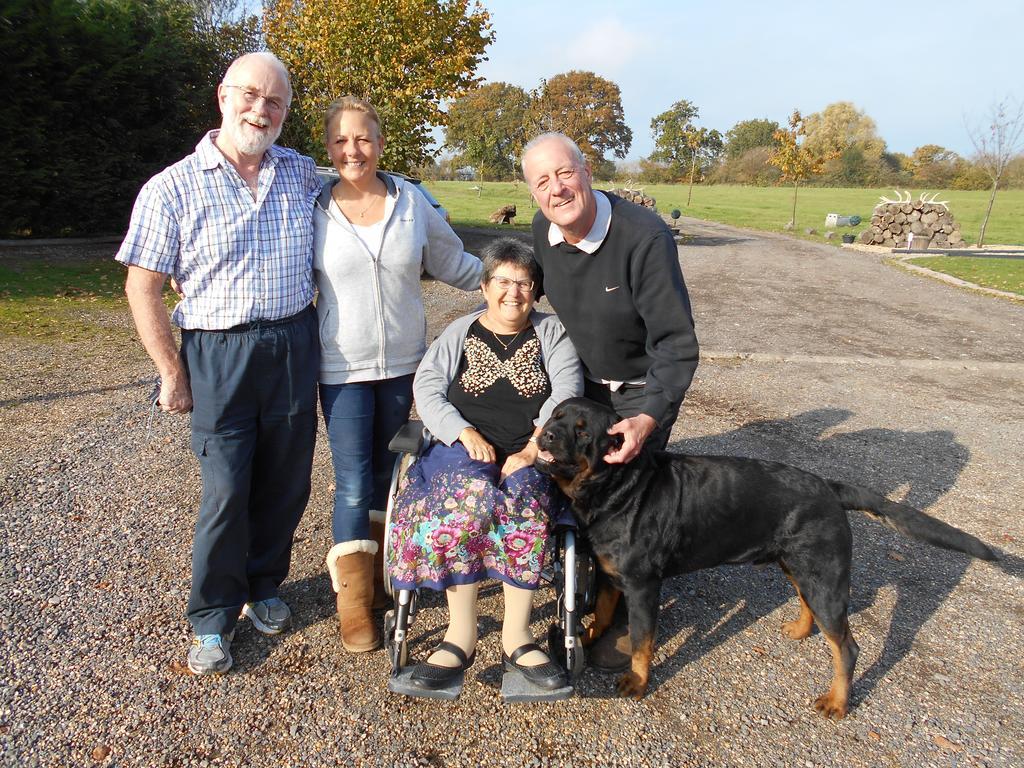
[605,286,620,292]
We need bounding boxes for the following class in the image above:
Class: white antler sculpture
[874,189,913,209]
[917,192,950,210]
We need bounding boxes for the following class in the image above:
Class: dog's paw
[615,671,648,700]
[781,619,812,640]
[813,691,848,720]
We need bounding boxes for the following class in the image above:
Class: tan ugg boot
[326,541,381,653]
[369,515,389,611]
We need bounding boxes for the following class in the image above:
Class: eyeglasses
[488,276,534,292]
[222,84,286,113]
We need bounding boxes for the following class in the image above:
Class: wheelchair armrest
[388,419,426,454]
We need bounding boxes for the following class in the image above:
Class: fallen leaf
[751,646,767,656]
[933,734,963,753]
[94,581,112,590]
[1002,534,1015,543]
[168,659,191,675]
[868,731,881,741]
[887,551,905,562]
[91,744,111,761]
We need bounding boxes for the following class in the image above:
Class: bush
[709,147,780,186]
[1,0,229,237]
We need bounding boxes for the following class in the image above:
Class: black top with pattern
[447,319,551,464]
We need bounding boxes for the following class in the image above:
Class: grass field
[426,180,1024,247]
[905,256,1024,295]
[0,252,176,340]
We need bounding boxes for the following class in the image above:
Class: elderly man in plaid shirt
[116,52,320,675]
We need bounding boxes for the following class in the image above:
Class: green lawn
[0,253,175,341]
[426,181,1024,247]
[904,256,1024,295]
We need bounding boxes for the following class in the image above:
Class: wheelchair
[380,420,596,701]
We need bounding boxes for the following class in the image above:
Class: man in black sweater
[521,132,700,669]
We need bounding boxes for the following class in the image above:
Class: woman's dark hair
[480,237,541,292]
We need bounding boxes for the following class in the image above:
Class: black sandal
[502,643,568,690]
[410,641,476,690]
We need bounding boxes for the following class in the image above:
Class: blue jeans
[319,375,414,543]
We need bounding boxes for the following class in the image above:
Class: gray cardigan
[413,309,583,446]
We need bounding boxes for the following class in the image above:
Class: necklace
[490,328,523,351]
[333,188,381,219]
[354,195,379,219]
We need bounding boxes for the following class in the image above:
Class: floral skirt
[387,441,568,591]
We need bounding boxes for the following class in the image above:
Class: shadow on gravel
[0,378,151,408]
[575,408,996,712]
[681,233,755,248]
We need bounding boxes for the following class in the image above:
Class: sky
[469,0,1022,162]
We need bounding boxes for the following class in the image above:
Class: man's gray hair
[223,51,293,107]
[520,132,586,174]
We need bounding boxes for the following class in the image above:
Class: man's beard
[222,106,282,156]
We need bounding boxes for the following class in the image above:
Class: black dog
[535,397,995,718]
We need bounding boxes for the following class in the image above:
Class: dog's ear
[599,431,624,460]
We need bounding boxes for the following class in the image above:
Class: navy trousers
[181,306,319,635]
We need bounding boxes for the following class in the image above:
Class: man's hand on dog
[604,413,657,464]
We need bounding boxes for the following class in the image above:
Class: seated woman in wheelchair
[388,237,582,693]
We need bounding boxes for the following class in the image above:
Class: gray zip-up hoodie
[313,173,482,383]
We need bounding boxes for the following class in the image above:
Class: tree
[767,110,834,229]
[531,71,632,163]
[802,101,890,185]
[265,0,494,172]
[724,118,780,159]
[908,145,961,188]
[649,100,723,202]
[445,82,532,181]
[1,0,225,236]
[966,97,1024,245]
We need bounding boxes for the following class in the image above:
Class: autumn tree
[724,118,781,159]
[265,0,493,172]
[531,71,632,164]
[768,110,834,229]
[966,97,1024,245]
[801,101,894,186]
[445,82,532,180]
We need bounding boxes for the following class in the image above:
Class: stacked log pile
[859,193,964,248]
[607,188,657,209]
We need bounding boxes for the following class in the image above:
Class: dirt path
[1,221,1021,767]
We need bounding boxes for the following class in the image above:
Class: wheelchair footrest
[387,668,463,700]
[500,670,573,702]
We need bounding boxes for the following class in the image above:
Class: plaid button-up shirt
[116,131,320,330]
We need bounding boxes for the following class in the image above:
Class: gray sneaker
[241,597,291,635]
[187,631,234,675]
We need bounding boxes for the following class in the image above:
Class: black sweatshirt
[531,192,699,427]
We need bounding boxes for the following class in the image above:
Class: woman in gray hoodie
[314,96,482,654]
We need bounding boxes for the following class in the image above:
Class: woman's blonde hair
[323,96,382,142]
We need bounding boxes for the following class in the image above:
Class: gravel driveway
[1,220,1022,767]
